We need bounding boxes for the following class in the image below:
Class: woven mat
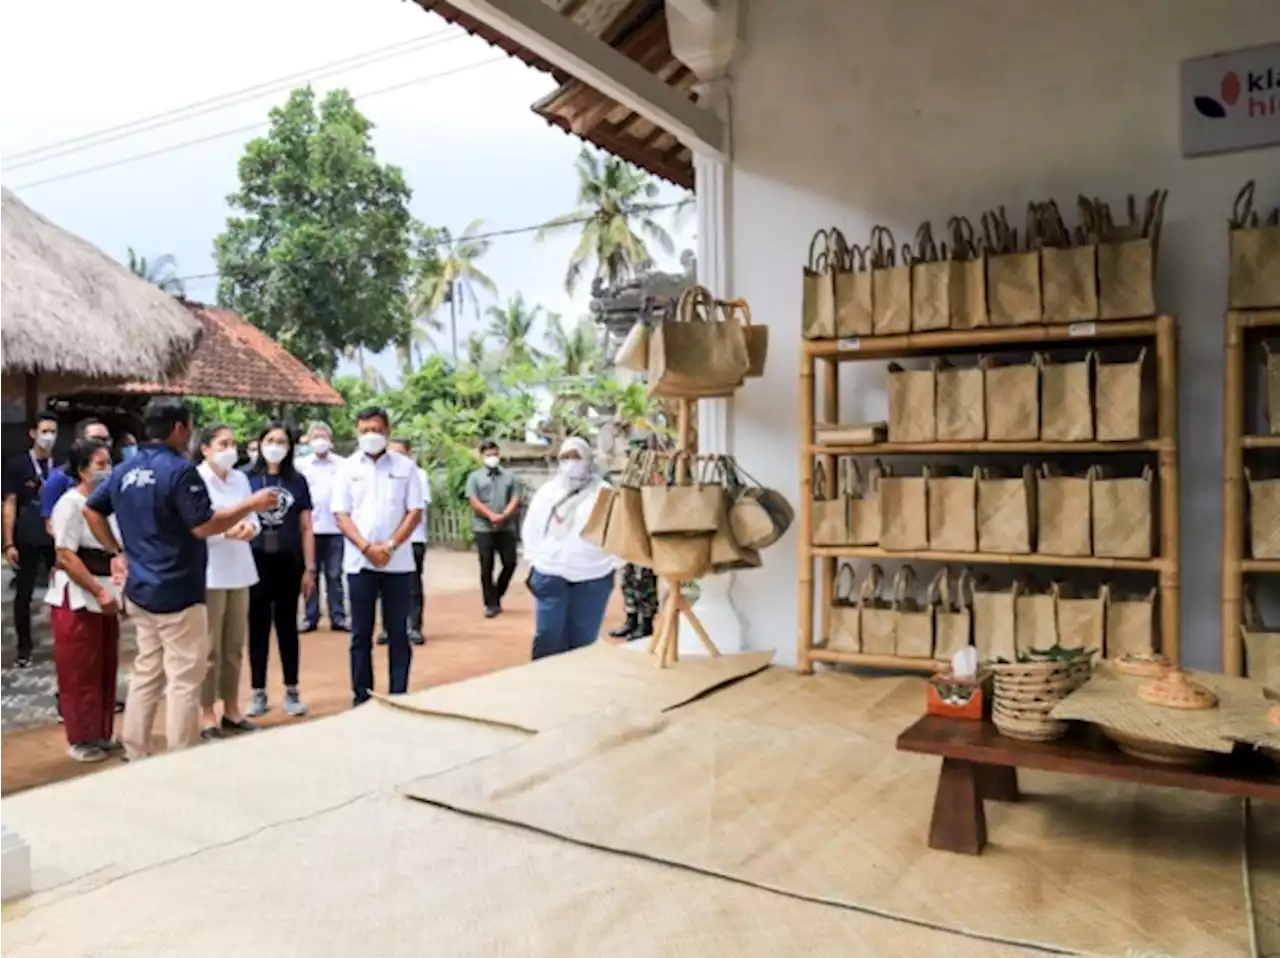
[0,703,523,904]
[1051,669,1274,754]
[402,706,1267,958]
[0,791,1163,958]
[375,642,774,731]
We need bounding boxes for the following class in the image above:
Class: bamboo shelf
[797,315,1181,675]
[1221,309,1280,676]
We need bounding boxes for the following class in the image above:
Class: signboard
[1181,41,1280,157]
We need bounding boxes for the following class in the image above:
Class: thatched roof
[1,187,202,379]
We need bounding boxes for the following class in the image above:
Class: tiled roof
[114,303,344,406]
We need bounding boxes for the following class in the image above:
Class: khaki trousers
[121,604,208,760]
[202,587,249,710]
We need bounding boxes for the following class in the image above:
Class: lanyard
[28,451,49,487]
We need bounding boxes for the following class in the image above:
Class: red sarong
[51,598,119,746]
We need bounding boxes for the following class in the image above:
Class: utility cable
[172,200,692,285]
[2,30,459,167]
[9,57,507,191]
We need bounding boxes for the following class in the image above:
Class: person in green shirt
[464,440,521,617]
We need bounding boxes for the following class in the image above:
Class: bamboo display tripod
[647,398,722,668]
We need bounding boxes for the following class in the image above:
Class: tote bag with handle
[932,568,974,659]
[1015,583,1058,656]
[833,231,874,337]
[893,565,934,659]
[1037,464,1091,557]
[1096,190,1166,320]
[910,221,951,332]
[641,452,722,536]
[718,298,769,379]
[1040,352,1094,442]
[870,226,912,336]
[982,355,1040,441]
[810,459,850,545]
[983,204,1042,327]
[1054,582,1104,656]
[1091,465,1153,559]
[848,459,881,546]
[935,358,985,441]
[859,565,896,656]
[603,453,652,564]
[947,216,988,330]
[1228,180,1280,310]
[1095,348,1155,441]
[978,465,1036,554]
[1040,198,1099,323]
[927,467,978,552]
[828,564,861,653]
[802,229,837,339]
[1103,585,1157,659]
[887,362,936,443]
[973,579,1019,663]
[879,464,929,551]
[649,285,750,399]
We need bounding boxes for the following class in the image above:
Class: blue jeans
[529,570,615,661]
[347,571,412,704]
[305,534,347,628]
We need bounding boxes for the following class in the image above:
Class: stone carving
[589,251,697,359]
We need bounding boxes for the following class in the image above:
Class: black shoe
[609,615,639,639]
[201,726,223,742]
[410,630,425,646]
[115,700,125,714]
[377,633,389,646]
[15,656,32,669]
[632,617,654,640]
[300,622,319,634]
[220,716,258,734]
[484,606,499,619]
[331,621,349,633]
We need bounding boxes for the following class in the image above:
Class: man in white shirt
[386,438,430,646]
[298,422,348,632]
[331,408,425,705]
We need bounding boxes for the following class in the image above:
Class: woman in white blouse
[46,438,124,762]
[195,424,260,740]
[521,436,617,660]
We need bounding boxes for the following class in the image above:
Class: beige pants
[202,588,249,710]
[121,604,209,760]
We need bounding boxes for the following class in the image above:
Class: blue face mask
[119,445,138,461]
[295,443,313,459]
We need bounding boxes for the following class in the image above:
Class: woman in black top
[245,422,315,719]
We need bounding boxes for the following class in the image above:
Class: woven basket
[991,656,1092,742]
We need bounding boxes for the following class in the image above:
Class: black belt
[76,547,114,577]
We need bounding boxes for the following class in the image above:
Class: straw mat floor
[402,701,1277,958]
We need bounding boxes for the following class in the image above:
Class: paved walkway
[0,551,626,795]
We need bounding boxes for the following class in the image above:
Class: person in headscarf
[520,437,617,660]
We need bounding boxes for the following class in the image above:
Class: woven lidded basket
[991,652,1094,742]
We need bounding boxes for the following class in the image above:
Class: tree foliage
[127,248,185,295]
[214,86,415,376]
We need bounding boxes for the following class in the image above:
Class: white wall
[726,0,1280,670]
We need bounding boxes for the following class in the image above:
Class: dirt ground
[0,550,626,796]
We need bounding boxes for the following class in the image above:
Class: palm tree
[394,312,446,377]
[535,147,678,294]
[126,247,185,295]
[410,222,498,364]
[464,331,488,369]
[484,294,544,368]
[545,314,605,377]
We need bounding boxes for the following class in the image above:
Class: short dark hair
[479,439,499,454]
[31,411,58,429]
[356,406,390,429]
[142,396,193,442]
[390,436,412,452]
[63,438,109,480]
[74,417,104,439]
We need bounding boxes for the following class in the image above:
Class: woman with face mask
[520,436,618,660]
[194,424,261,740]
[45,439,123,762]
[244,422,315,719]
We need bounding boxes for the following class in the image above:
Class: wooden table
[896,715,1280,855]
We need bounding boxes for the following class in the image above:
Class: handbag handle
[927,567,950,610]
[859,564,885,607]
[835,564,857,604]
[892,564,916,610]
[869,225,897,269]
[719,298,752,327]
[807,229,832,271]
[947,216,979,260]
[955,568,974,612]
[676,285,716,323]
[812,459,830,501]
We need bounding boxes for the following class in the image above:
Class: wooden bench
[896,715,1280,855]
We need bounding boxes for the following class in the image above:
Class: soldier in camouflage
[611,562,657,640]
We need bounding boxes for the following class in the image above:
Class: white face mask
[35,432,56,450]
[559,459,590,483]
[261,443,288,465]
[211,448,239,472]
[311,438,332,457]
[483,455,500,470]
[358,432,387,456]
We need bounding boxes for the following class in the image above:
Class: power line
[9,57,507,191]
[173,201,692,285]
[2,30,460,167]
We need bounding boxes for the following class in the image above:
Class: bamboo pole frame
[795,316,1182,674]
[1221,309,1280,676]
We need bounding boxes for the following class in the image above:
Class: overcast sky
[0,0,694,382]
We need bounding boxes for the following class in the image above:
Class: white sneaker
[68,744,107,763]
[284,688,308,717]
[246,689,269,717]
